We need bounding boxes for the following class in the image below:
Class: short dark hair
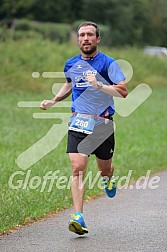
[77,21,100,37]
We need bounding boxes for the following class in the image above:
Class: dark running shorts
[67,120,115,160]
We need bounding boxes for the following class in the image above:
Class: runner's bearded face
[78,25,100,56]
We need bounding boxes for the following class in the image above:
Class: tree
[0,0,36,19]
[0,0,167,46]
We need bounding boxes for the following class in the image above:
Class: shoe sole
[68,220,88,235]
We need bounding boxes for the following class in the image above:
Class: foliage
[0,19,71,42]
[14,19,71,42]
[0,0,167,46]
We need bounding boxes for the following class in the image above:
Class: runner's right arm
[40,82,72,110]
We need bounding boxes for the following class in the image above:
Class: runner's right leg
[68,153,89,234]
[69,153,88,213]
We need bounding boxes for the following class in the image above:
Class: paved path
[1,171,167,252]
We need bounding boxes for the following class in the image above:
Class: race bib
[69,114,95,134]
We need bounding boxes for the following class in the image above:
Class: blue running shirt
[64,52,125,125]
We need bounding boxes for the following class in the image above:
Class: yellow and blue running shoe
[68,212,88,235]
[103,176,116,198]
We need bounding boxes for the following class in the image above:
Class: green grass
[0,39,167,234]
[0,40,167,93]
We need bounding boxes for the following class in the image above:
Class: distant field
[0,39,167,234]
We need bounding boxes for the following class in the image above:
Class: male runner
[40,21,128,235]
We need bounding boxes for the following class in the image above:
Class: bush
[0,19,71,43]
[99,25,112,47]
[0,19,113,46]
[14,30,42,40]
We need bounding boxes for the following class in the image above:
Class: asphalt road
[1,170,167,252]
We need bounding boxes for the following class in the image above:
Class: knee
[69,153,88,177]
[72,167,80,177]
[72,166,85,177]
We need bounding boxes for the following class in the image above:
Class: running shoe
[68,212,88,235]
[103,176,116,198]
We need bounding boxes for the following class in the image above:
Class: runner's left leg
[96,157,114,178]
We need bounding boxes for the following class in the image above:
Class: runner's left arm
[97,80,128,98]
[86,73,128,98]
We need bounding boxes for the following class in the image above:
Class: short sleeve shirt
[64,51,125,123]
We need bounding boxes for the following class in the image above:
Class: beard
[80,45,97,55]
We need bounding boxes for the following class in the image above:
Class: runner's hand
[86,72,98,88]
[40,100,55,110]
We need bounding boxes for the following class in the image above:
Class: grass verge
[0,87,166,234]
